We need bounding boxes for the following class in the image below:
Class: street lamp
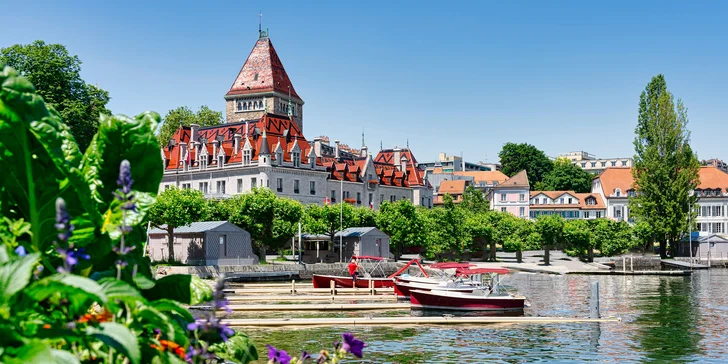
[340,177,343,263]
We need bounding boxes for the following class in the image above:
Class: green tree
[148,188,207,262]
[633,220,656,254]
[563,219,594,261]
[498,142,553,188]
[352,206,378,227]
[157,105,224,147]
[534,158,594,193]
[590,219,635,256]
[630,75,700,258]
[459,185,490,214]
[466,212,495,261]
[421,195,470,260]
[535,214,565,265]
[376,200,427,260]
[226,188,303,262]
[0,40,111,151]
[302,202,355,259]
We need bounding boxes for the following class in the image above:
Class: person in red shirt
[348,258,360,282]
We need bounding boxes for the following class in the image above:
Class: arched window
[615,188,622,197]
[253,101,258,109]
[237,101,243,111]
[243,102,248,111]
[248,102,252,110]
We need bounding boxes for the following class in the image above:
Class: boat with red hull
[393,281,476,299]
[311,256,429,289]
[409,289,525,312]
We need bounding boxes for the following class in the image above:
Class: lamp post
[689,203,693,269]
[298,222,302,264]
[340,178,343,263]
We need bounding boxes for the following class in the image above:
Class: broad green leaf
[81,112,163,216]
[50,349,81,364]
[209,333,259,364]
[143,274,212,305]
[150,299,195,323]
[135,306,175,344]
[102,192,155,241]
[0,245,9,264]
[0,65,99,252]
[0,252,39,302]
[4,340,56,364]
[87,322,141,364]
[26,274,107,306]
[99,277,146,306]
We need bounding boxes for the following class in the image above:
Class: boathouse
[148,221,258,265]
[300,227,390,263]
[677,233,728,259]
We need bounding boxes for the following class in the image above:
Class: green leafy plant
[0,64,257,363]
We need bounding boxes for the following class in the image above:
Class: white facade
[591,178,632,221]
[695,197,728,235]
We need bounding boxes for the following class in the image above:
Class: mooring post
[291,280,296,295]
[622,257,626,273]
[330,280,336,296]
[630,256,633,272]
[590,281,600,319]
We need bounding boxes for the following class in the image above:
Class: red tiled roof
[453,171,508,185]
[696,166,728,190]
[226,36,300,100]
[496,170,529,188]
[439,180,467,195]
[595,167,634,196]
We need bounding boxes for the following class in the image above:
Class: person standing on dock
[348,258,361,284]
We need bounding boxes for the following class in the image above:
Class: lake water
[239,269,728,363]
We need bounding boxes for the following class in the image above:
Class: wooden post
[590,281,600,319]
[291,280,296,295]
[622,257,626,273]
[330,279,336,296]
[369,279,374,296]
[630,256,633,272]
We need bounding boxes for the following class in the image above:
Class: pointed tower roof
[499,170,530,188]
[226,35,301,100]
[259,129,271,155]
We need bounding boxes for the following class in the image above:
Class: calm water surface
[240,269,728,363]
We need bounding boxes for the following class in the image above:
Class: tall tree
[226,188,303,262]
[498,143,553,188]
[630,75,700,258]
[590,219,635,256]
[148,187,206,262]
[302,203,355,259]
[563,219,594,261]
[535,214,565,265]
[376,200,427,261]
[0,40,111,151]
[421,195,470,260]
[352,206,378,227]
[535,158,594,193]
[459,185,490,214]
[157,105,224,147]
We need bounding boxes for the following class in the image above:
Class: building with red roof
[160,30,433,209]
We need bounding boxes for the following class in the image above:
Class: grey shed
[148,221,258,265]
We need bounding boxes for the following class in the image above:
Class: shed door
[220,235,227,257]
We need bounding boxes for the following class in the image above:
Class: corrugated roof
[149,221,231,234]
[335,227,379,238]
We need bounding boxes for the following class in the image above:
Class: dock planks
[222,316,621,327]
[192,303,411,311]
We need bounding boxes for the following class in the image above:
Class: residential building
[591,166,728,235]
[529,191,606,220]
[160,30,432,208]
[559,151,633,174]
[701,159,728,173]
[419,153,492,173]
[453,171,509,192]
[433,180,470,205]
[489,170,530,218]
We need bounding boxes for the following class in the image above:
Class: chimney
[401,156,408,173]
[393,148,401,168]
[334,140,340,159]
[179,142,187,167]
[190,124,200,143]
[212,141,218,161]
[233,133,242,154]
[361,145,368,158]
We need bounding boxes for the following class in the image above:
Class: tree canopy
[498,142,553,188]
[148,187,207,262]
[0,40,111,151]
[157,105,224,147]
[535,158,593,193]
[376,200,427,260]
[459,185,490,214]
[629,74,699,258]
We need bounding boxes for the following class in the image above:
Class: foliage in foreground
[0,64,256,363]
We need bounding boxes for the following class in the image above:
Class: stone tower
[224,30,304,129]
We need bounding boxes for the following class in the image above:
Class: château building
[159,29,433,209]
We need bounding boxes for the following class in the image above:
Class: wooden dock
[568,270,692,276]
[192,303,411,312]
[661,260,709,270]
[227,295,398,302]
[222,316,621,327]
[224,287,394,295]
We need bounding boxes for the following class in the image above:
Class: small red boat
[312,256,429,289]
[409,289,526,312]
[394,280,476,299]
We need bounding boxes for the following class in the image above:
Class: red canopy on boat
[455,268,510,276]
[351,255,386,261]
[427,262,474,269]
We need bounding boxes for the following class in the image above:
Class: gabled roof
[595,167,635,197]
[453,171,509,185]
[696,166,728,190]
[496,170,529,188]
[226,36,301,100]
[438,180,467,195]
[149,221,245,234]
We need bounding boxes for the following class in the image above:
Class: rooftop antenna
[361,130,365,148]
[380,140,383,151]
[406,139,409,149]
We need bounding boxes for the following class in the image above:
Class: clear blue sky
[2,1,727,164]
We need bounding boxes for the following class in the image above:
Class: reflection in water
[242,270,728,363]
[633,278,702,362]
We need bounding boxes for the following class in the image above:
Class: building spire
[380,140,383,151]
[406,139,409,149]
[361,130,365,148]
[287,86,292,117]
[259,11,262,35]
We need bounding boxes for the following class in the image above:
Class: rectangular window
[621,160,627,166]
[501,194,507,202]
[530,211,535,218]
[292,152,301,168]
[164,185,171,190]
[243,149,251,165]
[584,211,590,219]
[390,195,395,202]
[519,194,525,202]
[251,177,257,189]
[611,161,616,166]
[198,182,208,194]
[357,192,361,205]
[501,207,507,213]
[277,178,283,193]
[601,161,606,167]
[560,198,564,204]
[614,207,622,218]
[596,211,602,218]
[380,194,384,204]
[294,179,300,194]
[181,183,191,190]
[591,162,596,167]
[220,235,227,256]
[581,162,586,168]
[237,179,243,193]
[216,180,226,194]
[369,193,373,205]
[310,181,316,195]
[331,190,336,203]
[519,207,525,217]
[568,198,573,204]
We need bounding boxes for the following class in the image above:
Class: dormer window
[218,155,224,167]
[276,151,283,166]
[200,157,208,170]
[586,197,596,206]
[243,149,251,165]
[292,151,301,168]
[615,188,622,197]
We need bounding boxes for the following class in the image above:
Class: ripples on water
[243,269,728,363]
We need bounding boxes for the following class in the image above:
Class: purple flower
[187,322,199,331]
[212,276,231,313]
[15,246,27,256]
[187,317,235,342]
[54,198,74,242]
[56,245,89,273]
[116,160,133,196]
[115,259,128,268]
[113,245,135,255]
[300,350,311,362]
[266,345,292,364]
[341,332,365,358]
[65,321,77,330]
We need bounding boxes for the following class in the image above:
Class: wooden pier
[192,303,411,312]
[568,270,692,276]
[227,295,398,302]
[222,316,621,327]
[660,260,709,270]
